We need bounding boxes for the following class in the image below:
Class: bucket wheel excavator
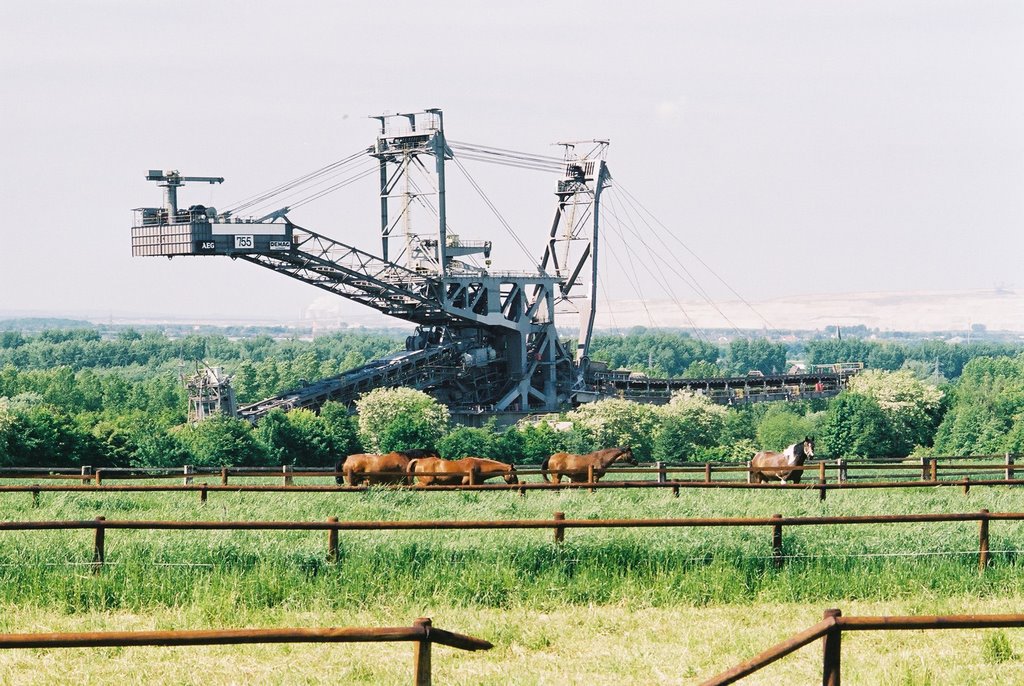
[131,110,610,423]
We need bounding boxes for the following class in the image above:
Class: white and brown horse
[750,437,815,484]
[407,456,518,486]
[542,447,636,484]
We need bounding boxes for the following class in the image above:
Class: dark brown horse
[407,457,519,486]
[750,437,815,484]
[335,449,438,486]
[542,447,636,484]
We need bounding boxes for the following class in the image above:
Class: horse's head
[801,437,815,459]
[504,466,520,484]
[615,447,637,465]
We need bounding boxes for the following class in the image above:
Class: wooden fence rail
[1,510,1016,572]
[3,474,1024,508]
[700,609,1024,685]
[0,454,1017,486]
[0,618,491,686]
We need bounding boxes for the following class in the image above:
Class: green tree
[727,339,787,376]
[932,354,1024,455]
[818,393,893,458]
[255,408,333,466]
[437,425,493,459]
[179,414,269,468]
[319,401,361,458]
[567,398,661,460]
[377,415,442,453]
[845,369,943,454]
[653,391,728,462]
[755,405,818,451]
[355,387,449,453]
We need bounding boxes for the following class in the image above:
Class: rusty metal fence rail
[0,617,491,686]
[2,510,1018,572]
[700,609,1024,685]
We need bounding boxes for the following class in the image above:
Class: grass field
[1,481,1023,683]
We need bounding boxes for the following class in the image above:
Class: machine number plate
[234,235,254,250]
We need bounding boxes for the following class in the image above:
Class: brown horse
[334,449,437,485]
[750,437,815,484]
[542,447,636,484]
[407,457,519,486]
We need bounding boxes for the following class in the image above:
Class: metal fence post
[80,465,92,483]
[920,457,928,481]
[587,465,595,493]
[183,465,194,486]
[1006,453,1015,481]
[821,608,843,686]
[837,458,847,484]
[413,617,433,686]
[746,460,753,484]
[771,514,784,568]
[283,465,293,486]
[656,461,666,484]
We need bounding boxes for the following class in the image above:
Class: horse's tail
[541,456,551,483]
[406,458,419,486]
[334,454,349,485]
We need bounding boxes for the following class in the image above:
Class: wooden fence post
[183,465,194,486]
[94,470,102,486]
[656,461,666,484]
[962,476,970,494]
[672,484,680,498]
[587,465,595,493]
[92,516,106,572]
[200,484,208,505]
[704,463,712,483]
[818,462,827,502]
[930,458,938,482]
[771,514,783,568]
[979,509,990,572]
[31,488,39,508]
[1006,453,1015,481]
[821,608,843,686]
[920,457,928,481]
[553,512,565,544]
[467,467,477,486]
[221,467,228,485]
[746,460,753,484]
[282,465,293,486]
[327,517,339,563]
[413,617,433,686]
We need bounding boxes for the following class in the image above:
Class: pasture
[2,482,1024,683]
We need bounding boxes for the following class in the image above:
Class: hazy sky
[1,1,1021,326]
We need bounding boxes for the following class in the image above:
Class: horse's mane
[397,449,438,459]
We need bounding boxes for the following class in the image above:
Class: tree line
[1,327,1023,470]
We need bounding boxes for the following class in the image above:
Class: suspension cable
[223,148,369,215]
[450,157,537,264]
[616,182,776,332]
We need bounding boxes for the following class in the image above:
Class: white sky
[1,1,1021,326]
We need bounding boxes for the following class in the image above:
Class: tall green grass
[1,484,1022,614]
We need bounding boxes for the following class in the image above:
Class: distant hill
[597,289,1024,334]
